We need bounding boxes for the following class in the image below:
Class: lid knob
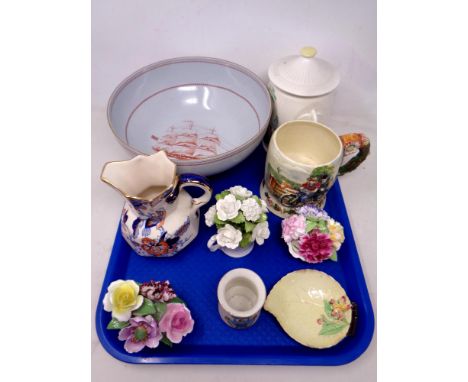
[300,46,317,58]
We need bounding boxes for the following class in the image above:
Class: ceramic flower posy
[103,279,194,353]
[281,205,345,263]
[205,185,270,251]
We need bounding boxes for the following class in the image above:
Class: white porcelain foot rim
[221,242,254,258]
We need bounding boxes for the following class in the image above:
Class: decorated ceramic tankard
[101,151,212,257]
[260,120,370,218]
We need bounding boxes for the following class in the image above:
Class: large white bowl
[107,57,272,176]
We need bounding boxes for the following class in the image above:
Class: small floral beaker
[217,268,266,329]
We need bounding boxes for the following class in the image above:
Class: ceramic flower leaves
[103,279,194,353]
[281,205,345,263]
[316,296,352,336]
[205,185,270,251]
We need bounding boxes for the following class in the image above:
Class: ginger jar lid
[268,46,340,97]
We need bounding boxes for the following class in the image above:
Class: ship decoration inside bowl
[205,186,270,257]
[102,279,194,353]
[281,205,345,263]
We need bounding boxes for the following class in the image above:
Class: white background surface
[92,0,376,381]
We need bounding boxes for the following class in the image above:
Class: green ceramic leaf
[239,232,252,248]
[153,302,167,321]
[324,301,333,318]
[330,251,338,261]
[133,298,156,316]
[319,321,348,336]
[215,190,230,200]
[168,297,186,305]
[252,195,262,205]
[107,318,130,330]
[258,213,267,223]
[306,218,328,233]
[161,334,173,347]
[214,214,225,226]
[229,213,245,224]
[244,221,255,233]
[306,220,317,232]
[318,220,328,232]
[229,222,244,231]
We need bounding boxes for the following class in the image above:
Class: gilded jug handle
[168,173,212,210]
[338,133,371,176]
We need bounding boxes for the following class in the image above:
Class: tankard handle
[338,133,371,176]
[170,173,213,210]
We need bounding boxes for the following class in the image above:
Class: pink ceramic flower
[159,303,194,343]
[281,214,306,243]
[118,315,162,353]
[298,229,334,263]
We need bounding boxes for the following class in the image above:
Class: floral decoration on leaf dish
[103,279,194,353]
[281,205,345,263]
[205,185,270,251]
[317,296,352,336]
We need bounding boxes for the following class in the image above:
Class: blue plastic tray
[96,146,374,365]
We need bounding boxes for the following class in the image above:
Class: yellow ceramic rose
[328,219,345,250]
[103,280,144,321]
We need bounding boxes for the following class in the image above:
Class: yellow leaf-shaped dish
[264,269,353,349]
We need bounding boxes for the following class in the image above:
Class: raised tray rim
[95,179,375,366]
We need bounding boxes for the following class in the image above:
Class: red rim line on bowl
[107,57,272,166]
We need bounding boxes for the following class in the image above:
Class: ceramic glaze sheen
[95,145,375,365]
[217,268,266,329]
[268,83,335,129]
[261,121,370,218]
[107,57,272,176]
[101,151,212,257]
[264,269,353,349]
[263,47,339,147]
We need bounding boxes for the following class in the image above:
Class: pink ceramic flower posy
[159,303,194,343]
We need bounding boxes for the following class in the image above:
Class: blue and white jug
[101,151,212,257]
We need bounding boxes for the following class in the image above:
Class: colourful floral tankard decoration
[102,279,194,353]
[281,205,345,263]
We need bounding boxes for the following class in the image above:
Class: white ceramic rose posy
[205,186,270,258]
